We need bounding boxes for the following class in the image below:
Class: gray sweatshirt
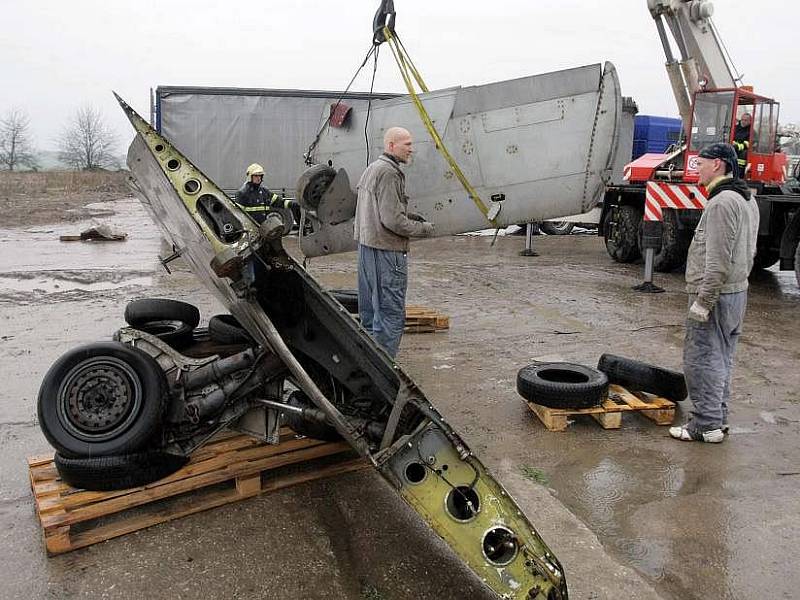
[354,154,434,252]
[685,177,760,310]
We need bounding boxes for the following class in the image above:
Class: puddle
[0,271,152,295]
[0,198,162,274]
[549,451,696,580]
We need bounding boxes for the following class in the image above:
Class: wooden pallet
[526,384,676,432]
[28,431,368,556]
[405,305,450,333]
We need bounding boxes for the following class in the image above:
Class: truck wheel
[540,221,575,236]
[54,451,189,491]
[752,246,780,270]
[125,298,200,329]
[603,205,642,263]
[640,209,690,272]
[597,353,687,401]
[208,314,253,345]
[38,342,168,458]
[516,362,608,409]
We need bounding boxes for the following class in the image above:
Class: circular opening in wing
[404,462,427,484]
[183,179,201,194]
[166,158,180,171]
[154,144,165,152]
[482,527,518,566]
[445,486,480,522]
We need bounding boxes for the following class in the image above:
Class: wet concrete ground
[1,198,798,599]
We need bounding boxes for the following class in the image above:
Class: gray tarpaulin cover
[157,88,397,195]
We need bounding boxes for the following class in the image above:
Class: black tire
[540,221,575,236]
[597,353,687,402]
[752,246,780,270]
[132,319,194,349]
[296,164,337,211]
[208,314,254,345]
[37,342,168,458]
[603,205,642,263]
[125,298,200,329]
[516,362,608,409]
[54,451,189,491]
[639,209,691,273]
[329,288,359,313]
[283,391,341,442]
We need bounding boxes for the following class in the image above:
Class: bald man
[354,127,435,357]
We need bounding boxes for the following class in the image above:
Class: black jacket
[707,176,751,202]
[234,182,281,223]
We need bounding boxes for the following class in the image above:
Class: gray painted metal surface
[156,87,397,195]
[302,63,628,256]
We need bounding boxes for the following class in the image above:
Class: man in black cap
[670,143,760,443]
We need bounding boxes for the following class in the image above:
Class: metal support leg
[633,247,665,293]
[519,223,539,257]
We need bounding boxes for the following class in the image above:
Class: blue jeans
[357,244,408,357]
[683,291,747,432]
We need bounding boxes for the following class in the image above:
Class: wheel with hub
[603,205,642,263]
[37,342,168,458]
[540,221,575,236]
[296,164,336,211]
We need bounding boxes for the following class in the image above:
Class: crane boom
[648,0,737,128]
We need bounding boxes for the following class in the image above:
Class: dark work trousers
[683,291,747,433]
[357,244,408,358]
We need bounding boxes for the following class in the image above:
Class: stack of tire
[37,298,252,492]
[516,354,686,411]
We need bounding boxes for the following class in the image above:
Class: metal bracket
[158,247,183,274]
[372,0,396,45]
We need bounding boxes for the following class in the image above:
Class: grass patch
[520,465,549,485]
[361,584,386,600]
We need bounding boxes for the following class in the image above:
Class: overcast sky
[2,0,797,154]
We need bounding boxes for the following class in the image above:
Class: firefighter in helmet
[732,112,751,178]
[234,163,290,224]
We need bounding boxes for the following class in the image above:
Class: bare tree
[57,105,119,170]
[0,108,38,171]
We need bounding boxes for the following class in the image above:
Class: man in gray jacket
[354,126,435,357]
[670,143,760,443]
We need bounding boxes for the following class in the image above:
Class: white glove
[688,301,710,322]
[421,221,435,237]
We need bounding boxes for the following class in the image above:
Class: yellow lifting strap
[382,26,500,226]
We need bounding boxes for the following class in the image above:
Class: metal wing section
[302,63,622,257]
[118,94,568,600]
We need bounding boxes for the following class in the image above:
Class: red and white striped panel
[644,182,708,222]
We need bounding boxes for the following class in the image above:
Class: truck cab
[684,88,786,186]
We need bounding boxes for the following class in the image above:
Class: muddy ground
[0,171,129,228]
[0,196,798,600]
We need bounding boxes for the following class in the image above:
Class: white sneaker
[669,426,725,443]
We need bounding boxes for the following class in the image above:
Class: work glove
[421,221,435,237]
[688,301,710,323]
